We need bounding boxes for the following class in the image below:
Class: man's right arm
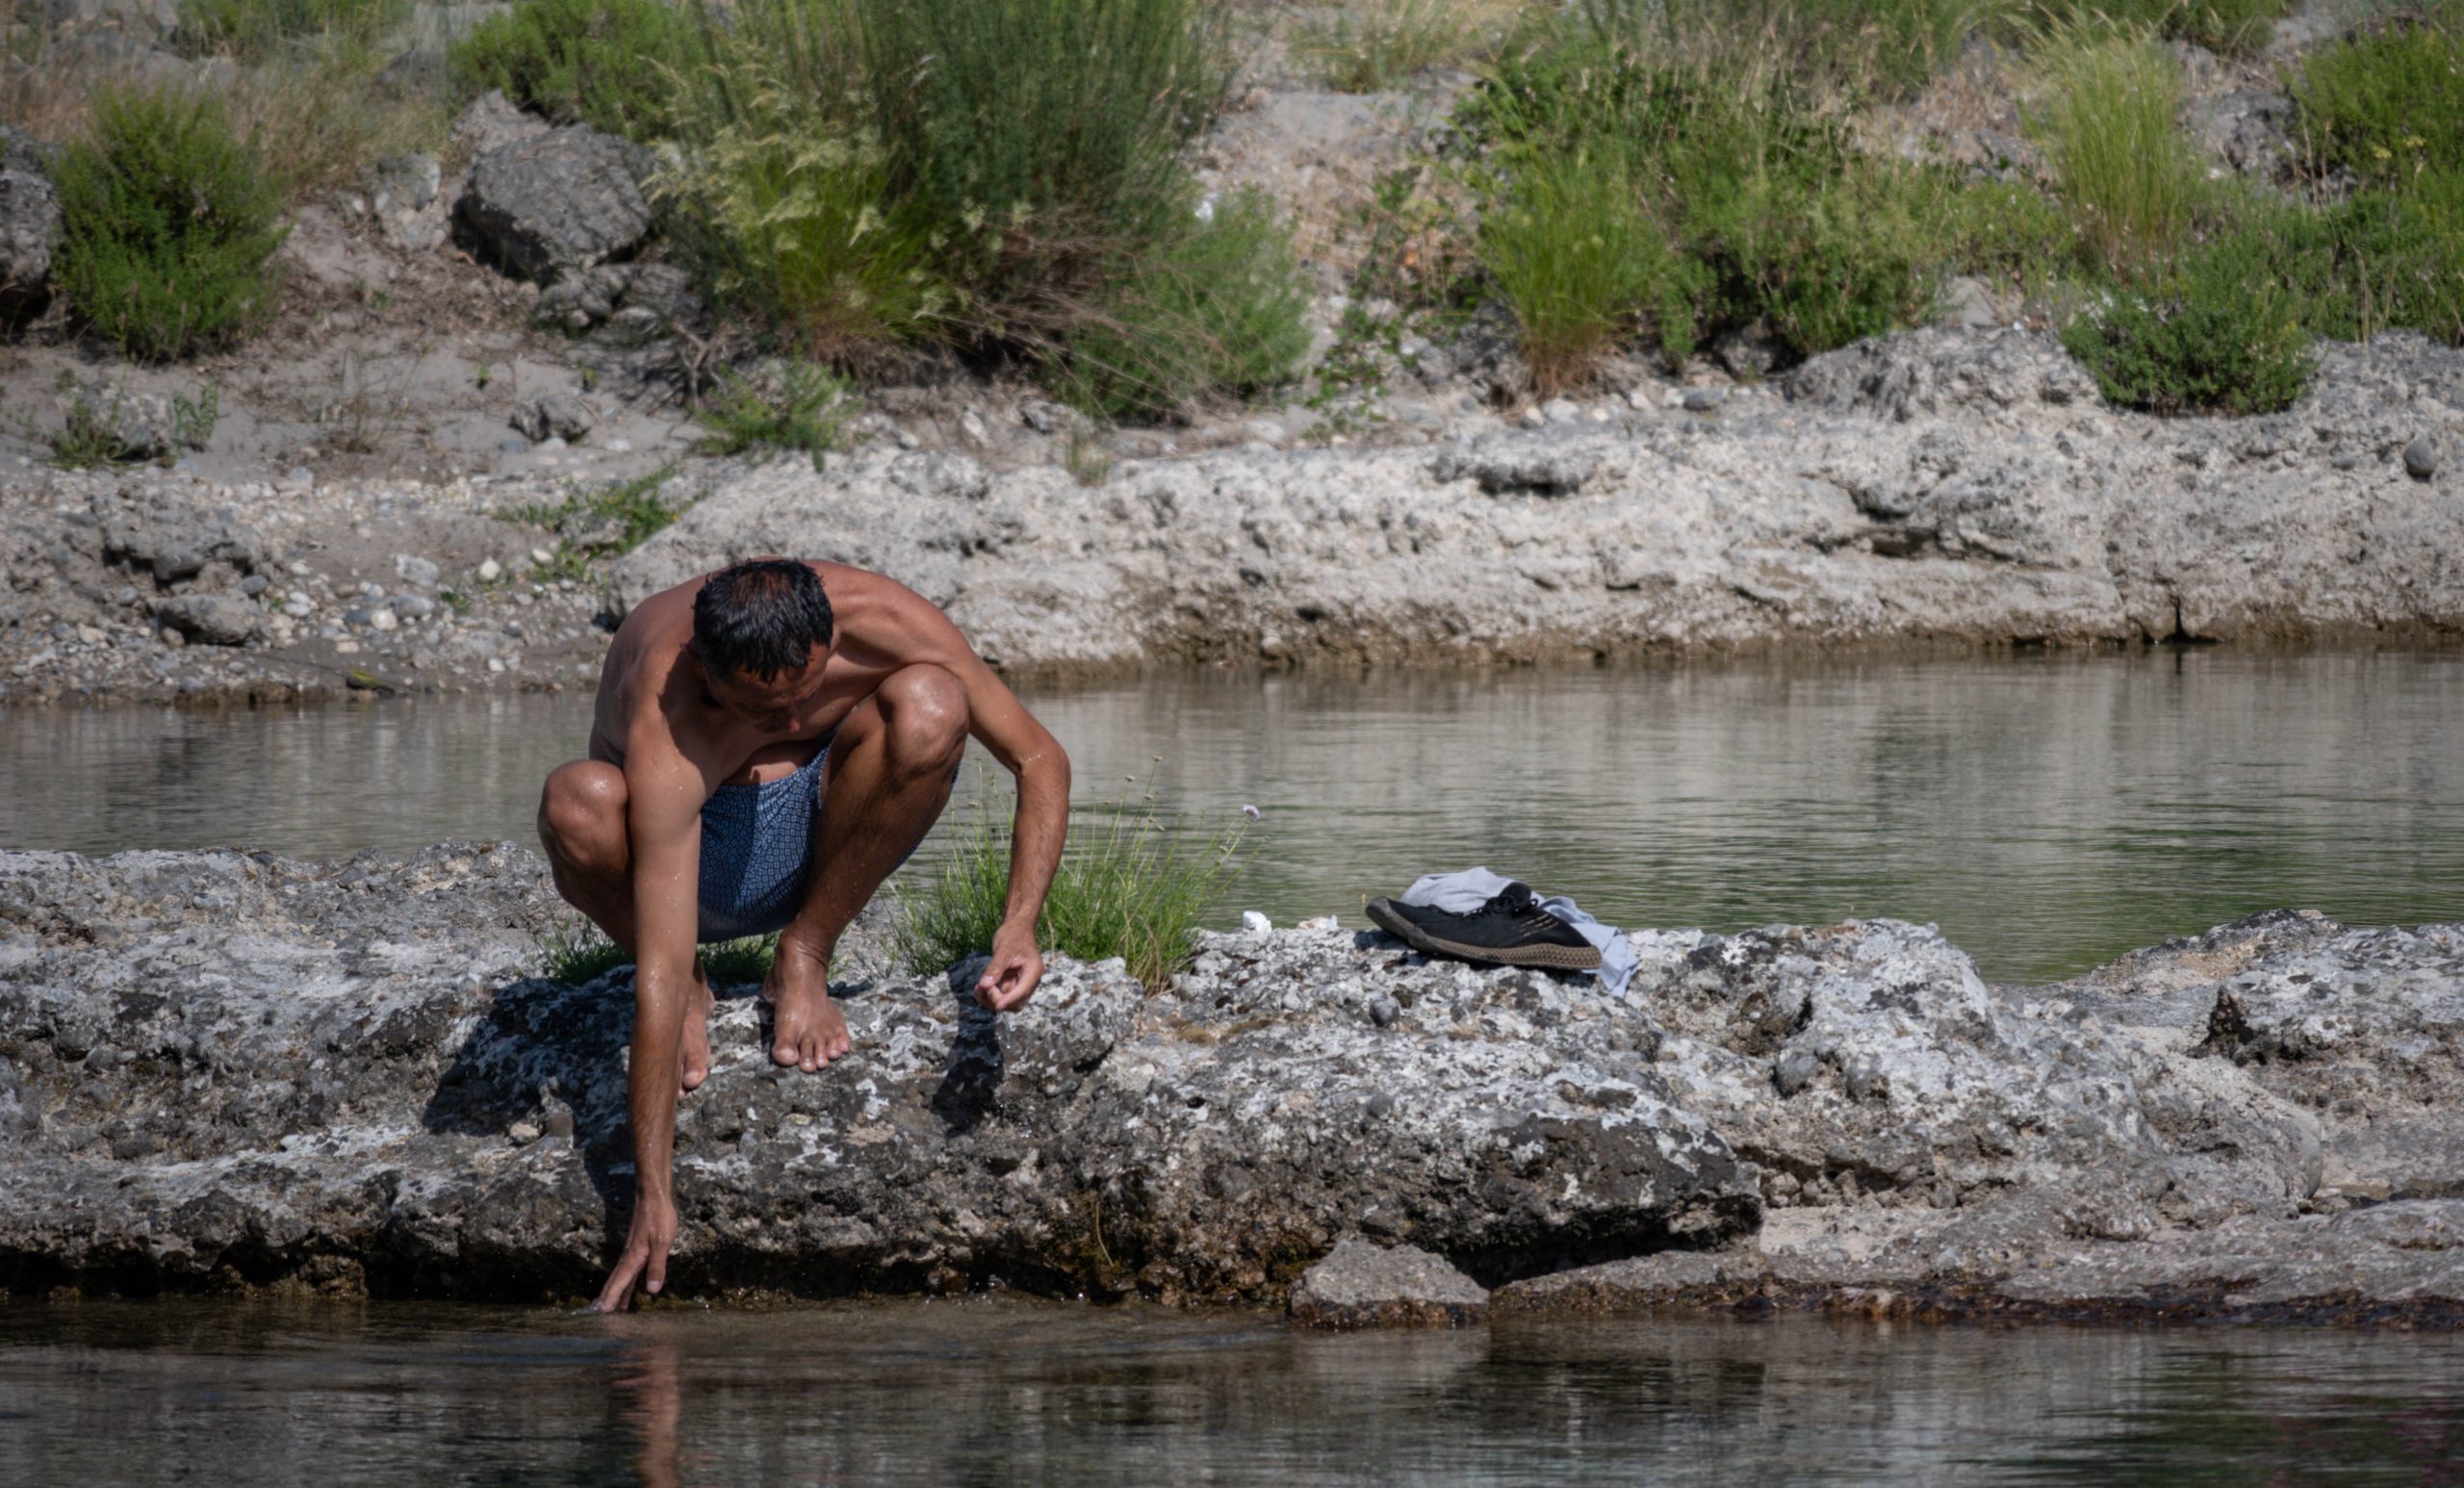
[591,743,705,1312]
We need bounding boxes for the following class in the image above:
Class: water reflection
[3,649,2461,981]
[1,1300,2458,1485]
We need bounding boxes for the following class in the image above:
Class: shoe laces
[1472,884,1543,921]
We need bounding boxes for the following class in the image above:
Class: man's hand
[593,1191,678,1312]
[976,922,1044,1012]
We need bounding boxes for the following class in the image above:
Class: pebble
[529,548,554,566]
[158,628,184,648]
[1682,387,1728,413]
[368,608,398,632]
[1541,398,1581,425]
[241,575,270,596]
[2404,435,2439,481]
[391,594,436,620]
[477,559,502,581]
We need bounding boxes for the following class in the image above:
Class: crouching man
[536,558,1070,1310]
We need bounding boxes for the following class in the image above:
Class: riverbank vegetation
[5,0,2460,431]
[1428,0,2462,412]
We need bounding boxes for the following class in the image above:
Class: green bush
[1054,191,1314,418]
[2291,15,2464,185]
[2248,169,2464,346]
[892,786,1247,991]
[448,0,702,140]
[177,0,408,60]
[52,90,290,362]
[2061,231,2316,414]
[2029,20,2204,273]
[1461,38,1978,372]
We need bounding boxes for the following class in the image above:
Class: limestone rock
[150,593,261,646]
[511,395,594,444]
[454,125,654,284]
[0,147,60,318]
[1287,1239,1489,1328]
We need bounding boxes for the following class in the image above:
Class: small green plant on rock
[893,782,1247,991]
[694,362,855,468]
[539,923,777,986]
[176,0,409,63]
[52,89,290,362]
[2060,232,2317,416]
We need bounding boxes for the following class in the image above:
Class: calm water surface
[2,1299,2460,1486]
[3,649,2461,981]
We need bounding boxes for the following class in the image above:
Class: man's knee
[538,761,628,865]
[877,665,967,770]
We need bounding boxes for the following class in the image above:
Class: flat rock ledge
[1,850,2459,1328]
[1287,1239,1489,1329]
[612,330,2464,674]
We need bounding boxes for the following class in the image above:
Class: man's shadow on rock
[930,952,1005,1136]
[421,968,656,1263]
[422,958,1012,1273]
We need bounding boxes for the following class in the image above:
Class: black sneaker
[1364,884,1602,971]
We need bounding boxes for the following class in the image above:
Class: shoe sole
[1365,898,1602,972]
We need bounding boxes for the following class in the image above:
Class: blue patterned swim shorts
[696,737,831,942]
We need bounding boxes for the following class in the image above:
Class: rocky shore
[2,845,2456,1325]
[8,325,2460,706]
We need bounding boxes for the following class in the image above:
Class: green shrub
[448,0,701,140]
[52,90,290,362]
[2252,169,2464,346]
[1461,38,1973,370]
[2029,20,2204,273]
[176,0,408,61]
[892,787,1247,991]
[2061,231,2316,414]
[1053,191,1313,418]
[2291,15,2464,185]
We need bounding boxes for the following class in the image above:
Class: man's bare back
[536,558,1070,1311]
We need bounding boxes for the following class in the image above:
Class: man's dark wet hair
[692,559,834,680]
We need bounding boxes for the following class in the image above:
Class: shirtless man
[535,558,1070,1312]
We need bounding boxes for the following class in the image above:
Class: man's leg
[536,761,714,1092]
[767,664,968,1071]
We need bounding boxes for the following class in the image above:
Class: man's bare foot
[763,951,851,1073]
[680,967,713,1094]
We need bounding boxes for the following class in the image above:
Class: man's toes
[771,1039,799,1067]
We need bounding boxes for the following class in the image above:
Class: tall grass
[1297,0,1533,93]
[2029,19,2202,274]
[1477,144,1685,387]
[892,786,1247,991]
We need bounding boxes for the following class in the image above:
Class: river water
[1,1299,2460,1484]
[7,650,2464,1476]
[4,648,2460,981]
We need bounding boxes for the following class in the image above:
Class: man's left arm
[943,650,1069,1012]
